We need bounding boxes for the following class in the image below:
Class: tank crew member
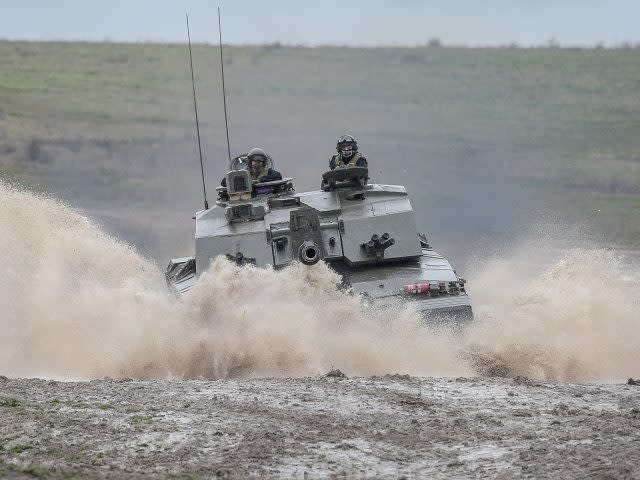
[329,134,368,170]
[220,147,282,186]
[247,147,282,183]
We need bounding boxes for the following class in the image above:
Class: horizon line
[1,38,639,50]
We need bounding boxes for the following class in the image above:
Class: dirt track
[1,375,639,478]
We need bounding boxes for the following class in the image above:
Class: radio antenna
[217,5,232,164]
[186,13,209,210]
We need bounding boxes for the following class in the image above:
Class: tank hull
[166,250,473,323]
[330,248,472,323]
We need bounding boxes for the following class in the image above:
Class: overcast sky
[3,0,639,47]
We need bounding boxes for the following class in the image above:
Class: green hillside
[1,41,639,260]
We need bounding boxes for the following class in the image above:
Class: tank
[166,155,473,323]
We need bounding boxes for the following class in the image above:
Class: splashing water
[464,245,640,382]
[0,181,460,380]
[1,180,638,382]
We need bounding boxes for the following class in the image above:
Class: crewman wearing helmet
[246,147,282,183]
[220,147,282,187]
[329,135,368,170]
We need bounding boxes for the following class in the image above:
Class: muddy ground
[0,375,639,478]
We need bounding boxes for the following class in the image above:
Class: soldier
[247,147,282,183]
[221,147,282,187]
[329,134,368,170]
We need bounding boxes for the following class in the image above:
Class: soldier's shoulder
[355,154,368,167]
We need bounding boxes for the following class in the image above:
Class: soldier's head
[247,147,267,176]
[336,134,357,159]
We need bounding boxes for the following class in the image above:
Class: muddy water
[1,180,639,382]
[0,181,460,380]
[465,245,640,382]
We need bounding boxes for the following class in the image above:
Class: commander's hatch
[322,166,369,192]
[217,167,295,202]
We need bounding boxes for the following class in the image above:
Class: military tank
[166,154,472,323]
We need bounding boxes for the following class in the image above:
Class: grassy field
[1,41,639,262]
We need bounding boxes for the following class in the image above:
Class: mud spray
[1,181,638,382]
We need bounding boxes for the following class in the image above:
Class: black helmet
[336,134,358,159]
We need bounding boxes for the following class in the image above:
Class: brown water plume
[0,181,460,380]
[464,244,640,382]
[1,181,638,382]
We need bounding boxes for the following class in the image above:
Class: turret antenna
[218,5,232,164]
[186,13,209,210]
